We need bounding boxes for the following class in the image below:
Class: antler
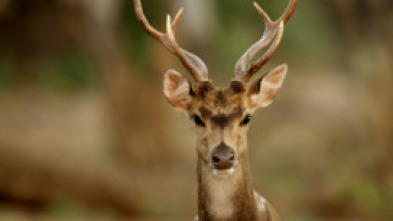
[133,0,208,82]
[235,0,298,82]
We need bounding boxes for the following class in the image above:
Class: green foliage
[38,51,97,91]
[287,212,319,221]
[339,177,385,216]
[119,0,149,70]
[0,56,13,89]
[46,199,115,220]
[140,194,188,217]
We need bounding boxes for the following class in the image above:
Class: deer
[133,0,298,220]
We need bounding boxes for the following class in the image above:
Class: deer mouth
[212,167,236,176]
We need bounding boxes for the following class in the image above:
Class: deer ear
[163,69,193,111]
[248,64,287,110]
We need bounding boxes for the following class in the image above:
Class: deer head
[134,0,297,174]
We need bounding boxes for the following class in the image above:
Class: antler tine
[235,2,280,81]
[240,22,284,82]
[133,0,208,82]
[281,0,298,23]
[235,0,298,82]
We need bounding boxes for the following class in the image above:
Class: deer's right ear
[163,70,193,111]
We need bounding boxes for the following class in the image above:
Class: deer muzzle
[211,143,235,170]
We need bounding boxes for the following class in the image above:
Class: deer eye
[240,115,252,126]
[193,115,205,127]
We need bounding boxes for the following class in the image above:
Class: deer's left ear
[247,64,287,110]
[163,69,193,112]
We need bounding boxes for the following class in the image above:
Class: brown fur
[164,74,286,221]
[197,153,261,221]
[190,81,280,221]
[230,160,259,221]
[191,81,248,119]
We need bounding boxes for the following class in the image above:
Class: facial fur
[162,65,287,221]
[188,80,252,170]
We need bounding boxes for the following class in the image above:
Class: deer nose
[211,143,235,170]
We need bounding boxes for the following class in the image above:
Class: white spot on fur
[258,197,266,211]
[254,191,267,213]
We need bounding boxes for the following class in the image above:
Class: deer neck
[197,148,258,221]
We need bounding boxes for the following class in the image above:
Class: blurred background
[0,0,392,220]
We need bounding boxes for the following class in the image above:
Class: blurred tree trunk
[332,0,393,185]
[0,0,74,87]
[181,0,217,57]
[61,0,175,169]
[314,0,393,218]
[0,0,176,168]
[295,1,393,219]
[0,0,179,213]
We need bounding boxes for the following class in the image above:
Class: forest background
[0,0,392,220]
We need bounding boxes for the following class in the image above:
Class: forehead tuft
[194,82,247,119]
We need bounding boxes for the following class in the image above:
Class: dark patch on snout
[212,143,235,170]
